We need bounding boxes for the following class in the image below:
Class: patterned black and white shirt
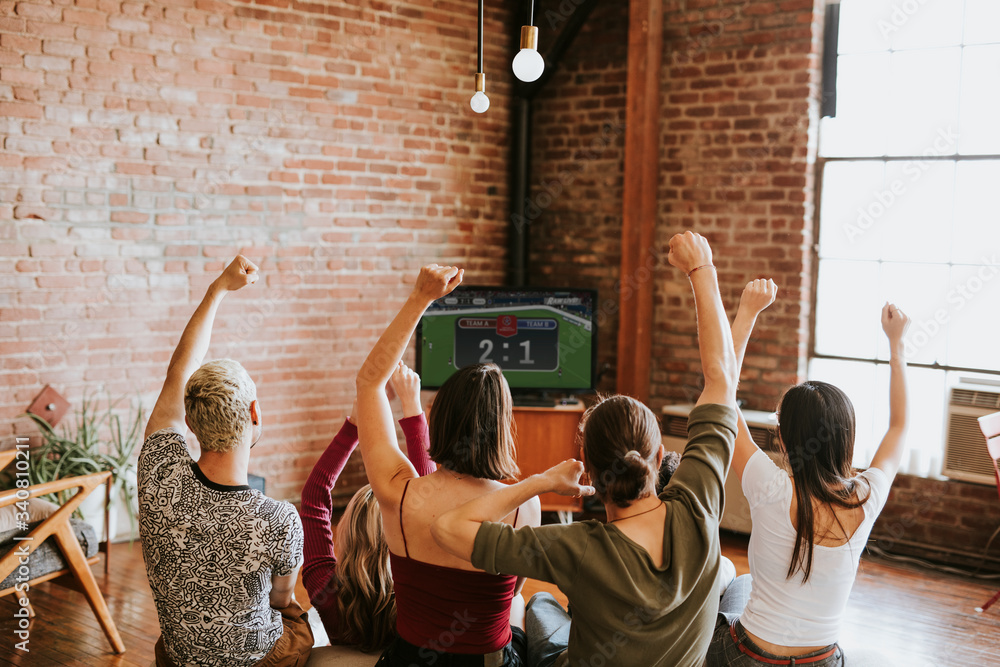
[138,428,304,667]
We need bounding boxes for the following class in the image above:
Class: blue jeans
[705,575,844,667]
[524,593,570,667]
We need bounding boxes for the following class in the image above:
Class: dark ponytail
[580,395,660,508]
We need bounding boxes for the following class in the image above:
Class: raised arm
[144,256,259,439]
[432,459,593,562]
[299,410,362,614]
[355,264,463,506]
[730,279,777,479]
[666,232,738,407]
[391,361,435,476]
[868,303,910,479]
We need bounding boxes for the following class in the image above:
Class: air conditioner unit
[661,404,783,535]
[942,383,1000,486]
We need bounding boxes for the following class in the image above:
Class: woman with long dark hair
[705,281,910,667]
[356,265,540,667]
[430,232,743,667]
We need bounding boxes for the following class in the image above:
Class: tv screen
[416,286,597,391]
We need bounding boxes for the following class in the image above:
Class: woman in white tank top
[705,281,911,667]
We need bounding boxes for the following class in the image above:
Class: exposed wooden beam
[616,0,662,402]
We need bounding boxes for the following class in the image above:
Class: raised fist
[738,278,778,317]
[667,231,713,275]
[881,302,910,345]
[215,255,259,292]
[390,361,423,418]
[413,264,463,303]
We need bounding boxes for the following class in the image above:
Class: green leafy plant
[21,392,145,536]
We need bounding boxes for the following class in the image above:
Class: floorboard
[0,532,997,664]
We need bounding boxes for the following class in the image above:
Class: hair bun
[623,450,647,468]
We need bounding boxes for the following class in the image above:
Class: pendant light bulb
[471,73,490,113]
[513,25,544,82]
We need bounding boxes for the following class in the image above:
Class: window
[812,0,1000,475]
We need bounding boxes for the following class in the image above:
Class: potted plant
[21,392,145,541]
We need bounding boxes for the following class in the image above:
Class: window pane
[818,161,885,261]
[952,161,1000,264]
[959,45,1000,155]
[873,364,947,475]
[838,0,896,54]
[963,0,1000,45]
[807,358,878,467]
[887,48,962,156]
[815,260,882,359]
[946,263,1000,371]
[878,161,954,264]
[886,0,964,51]
[877,262,951,365]
[820,53,891,157]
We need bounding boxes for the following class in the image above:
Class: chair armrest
[0,471,112,510]
[0,471,112,585]
[0,450,17,474]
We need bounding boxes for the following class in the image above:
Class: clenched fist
[881,302,910,345]
[214,255,259,292]
[667,231,713,275]
[412,264,464,304]
[738,278,778,318]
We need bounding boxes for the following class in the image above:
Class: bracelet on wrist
[687,264,716,278]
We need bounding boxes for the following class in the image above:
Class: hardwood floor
[1,534,998,665]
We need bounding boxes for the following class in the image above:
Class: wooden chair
[975,411,1000,613]
[0,450,126,653]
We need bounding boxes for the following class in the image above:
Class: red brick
[0,101,43,118]
[63,9,108,27]
[110,211,150,224]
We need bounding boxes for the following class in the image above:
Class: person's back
[706,292,910,667]
[432,232,743,667]
[470,400,736,667]
[737,449,888,646]
[139,257,311,667]
[355,269,541,667]
[139,426,302,666]
[391,472,525,653]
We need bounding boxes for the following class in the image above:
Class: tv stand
[512,403,586,517]
[512,392,582,408]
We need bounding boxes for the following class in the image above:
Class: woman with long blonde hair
[300,363,434,652]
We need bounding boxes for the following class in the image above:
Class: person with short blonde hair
[184,358,258,453]
[139,256,311,667]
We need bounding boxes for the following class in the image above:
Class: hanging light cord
[477,0,484,73]
[527,0,535,26]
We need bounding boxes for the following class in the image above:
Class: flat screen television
[416,286,597,392]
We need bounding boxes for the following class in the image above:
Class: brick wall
[1,0,515,503]
[651,0,823,414]
[871,474,1000,572]
[526,2,628,395]
[524,1,822,408]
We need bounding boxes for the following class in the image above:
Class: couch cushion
[0,518,99,590]
[0,498,59,532]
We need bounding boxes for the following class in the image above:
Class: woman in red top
[300,363,435,652]
[356,265,540,667]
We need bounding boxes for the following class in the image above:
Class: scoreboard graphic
[417,289,595,390]
[454,315,560,371]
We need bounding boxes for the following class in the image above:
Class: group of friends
[137,231,910,667]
